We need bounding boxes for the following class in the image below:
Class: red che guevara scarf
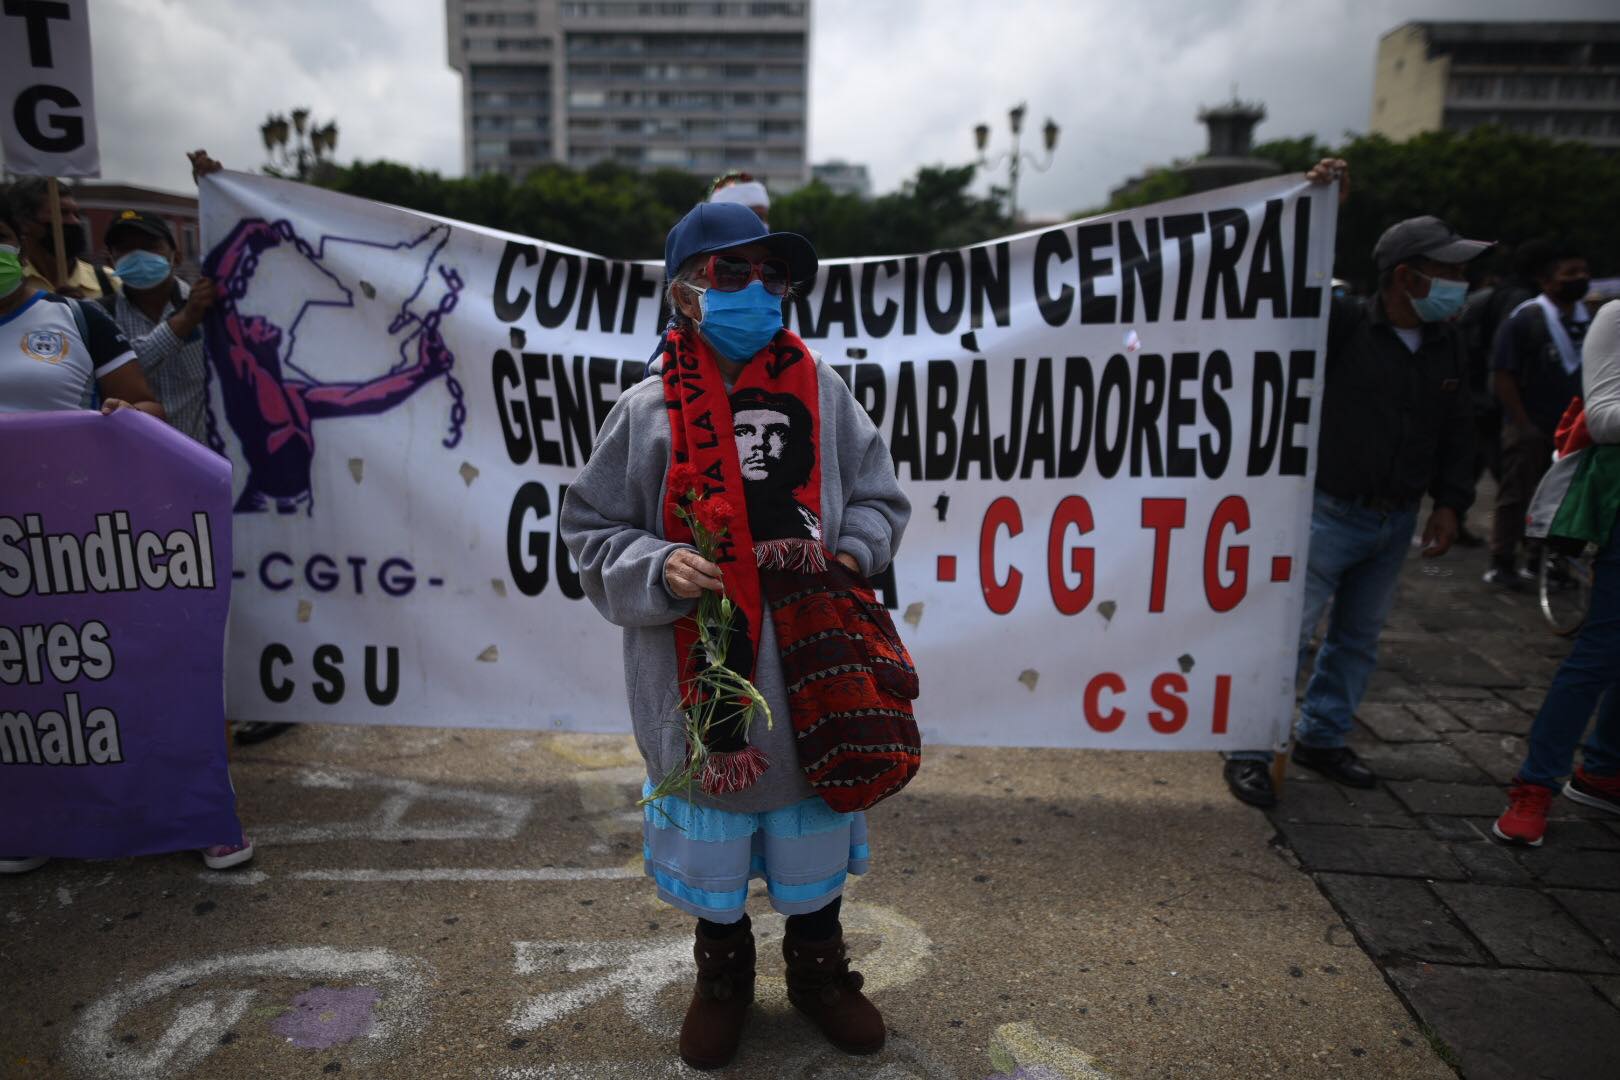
[661,324,825,794]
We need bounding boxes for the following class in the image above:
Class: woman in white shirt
[1494,299,1620,847]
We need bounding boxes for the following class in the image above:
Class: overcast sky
[84,0,1614,218]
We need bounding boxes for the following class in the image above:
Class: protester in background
[709,170,770,224]
[562,202,909,1070]
[1458,240,1547,541]
[1223,177,1487,808]
[1494,298,1620,845]
[0,199,161,420]
[0,194,252,874]
[6,177,107,299]
[186,148,295,747]
[100,209,217,443]
[1485,241,1591,587]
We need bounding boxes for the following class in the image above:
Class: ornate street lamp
[262,108,340,182]
[973,102,1059,224]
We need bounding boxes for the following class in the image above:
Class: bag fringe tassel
[699,744,771,795]
[756,539,827,573]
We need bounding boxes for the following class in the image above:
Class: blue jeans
[1231,491,1417,763]
[1518,515,1620,790]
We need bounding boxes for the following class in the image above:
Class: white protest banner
[0,0,100,177]
[200,171,1336,750]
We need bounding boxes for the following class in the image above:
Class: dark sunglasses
[704,253,790,296]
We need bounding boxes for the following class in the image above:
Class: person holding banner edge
[7,177,107,299]
[562,201,912,1070]
[3,196,258,874]
[1224,159,1487,809]
[186,148,295,749]
[99,208,217,444]
[0,196,162,422]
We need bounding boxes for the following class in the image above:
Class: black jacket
[1314,294,1476,514]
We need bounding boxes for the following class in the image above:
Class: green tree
[1089,126,1620,289]
[1329,127,1620,288]
[323,160,706,260]
[771,164,1009,257]
[323,159,1009,262]
[1100,166,1192,213]
[1250,136,1333,174]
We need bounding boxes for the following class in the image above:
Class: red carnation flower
[692,496,735,537]
[669,463,701,500]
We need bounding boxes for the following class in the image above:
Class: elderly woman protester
[561,202,910,1070]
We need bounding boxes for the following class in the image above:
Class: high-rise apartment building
[1371,21,1620,149]
[446,1,811,188]
[810,160,870,198]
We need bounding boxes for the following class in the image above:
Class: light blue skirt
[641,780,870,923]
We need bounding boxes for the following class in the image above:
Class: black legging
[698,894,841,942]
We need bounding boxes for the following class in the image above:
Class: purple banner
[0,409,241,858]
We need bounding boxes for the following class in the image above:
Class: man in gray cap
[1225,174,1491,807]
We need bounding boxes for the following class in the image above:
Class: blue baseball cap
[663,202,816,285]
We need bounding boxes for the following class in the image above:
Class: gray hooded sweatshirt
[560,352,910,813]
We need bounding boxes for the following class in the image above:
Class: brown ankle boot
[678,921,755,1071]
[782,930,885,1054]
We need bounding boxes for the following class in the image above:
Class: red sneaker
[1565,768,1620,816]
[1492,781,1554,846]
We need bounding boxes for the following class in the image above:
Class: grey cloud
[813,0,1618,216]
[72,0,1620,221]
[86,0,457,194]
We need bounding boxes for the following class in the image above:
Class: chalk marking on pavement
[569,763,646,840]
[988,1021,1115,1079]
[545,733,642,770]
[56,886,73,906]
[196,870,269,886]
[294,867,640,883]
[68,946,431,1080]
[492,1064,693,1079]
[270,985,383,1049]
[254,768,532,845]
[511,936,691,1036]
[509,902,932,1037]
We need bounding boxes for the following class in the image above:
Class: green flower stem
[637,495,771,813]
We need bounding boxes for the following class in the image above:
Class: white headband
[709,180,770,209]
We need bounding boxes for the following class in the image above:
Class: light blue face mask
[114,249,173,291]
[1408,272,1467,323]
[692,279,783,363]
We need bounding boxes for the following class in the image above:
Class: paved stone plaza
[2,496,1617,1079]
[1267,499,1620,1080]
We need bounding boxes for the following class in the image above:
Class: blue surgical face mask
[114,249,173,290]
[691,279,783,363]
[1408,272,1467,323]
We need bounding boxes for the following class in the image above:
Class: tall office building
[446,1,811,188]
[1371,21,1620,149]
[810,160,870,198]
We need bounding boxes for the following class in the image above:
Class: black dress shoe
[1291,744,1376,789]
[233,721,297,746]
[1223,759,1278,808]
